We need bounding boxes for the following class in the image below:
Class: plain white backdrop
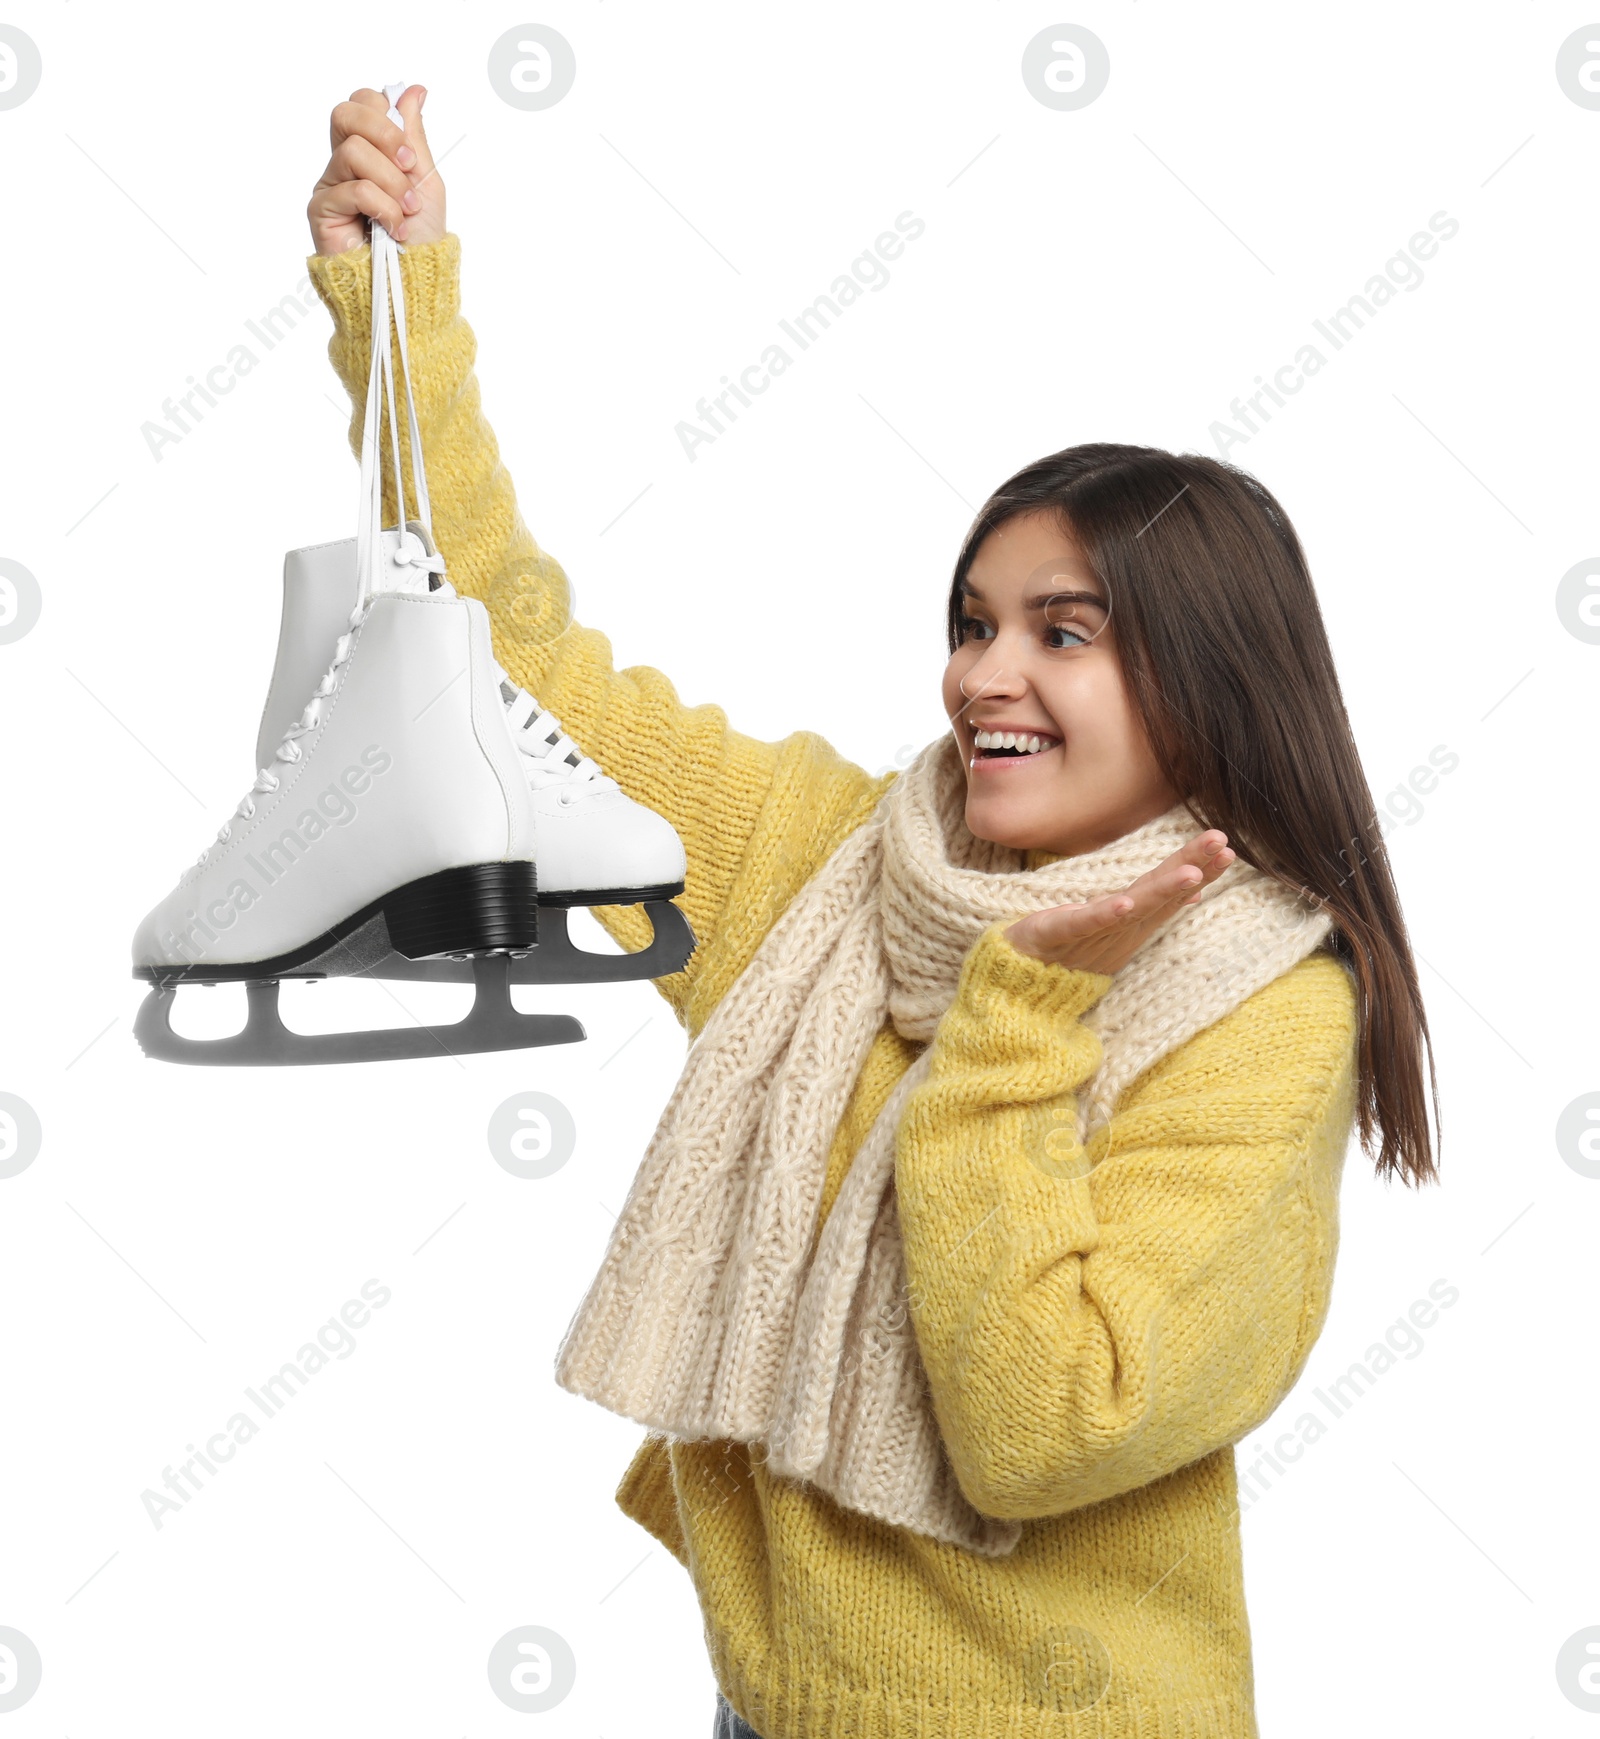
[1,2,1595,1733]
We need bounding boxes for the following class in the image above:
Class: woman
[307,86,1438,1739]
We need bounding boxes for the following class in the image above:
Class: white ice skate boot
[131,115,593,1065]
[130,566,585,1064]
[236,87,691,993]
[255,535,692,986]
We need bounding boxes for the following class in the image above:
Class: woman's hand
[308,85,446,257]
[1005,830,1237,975]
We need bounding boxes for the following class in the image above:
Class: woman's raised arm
[303,89,888,1032]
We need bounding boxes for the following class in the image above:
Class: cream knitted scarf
[554,733,1335,1555]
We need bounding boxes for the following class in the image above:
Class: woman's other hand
[308,84,446,257]
[1005,830,1238,974]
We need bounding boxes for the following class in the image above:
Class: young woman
[307,86,1437,1739]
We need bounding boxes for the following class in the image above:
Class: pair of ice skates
[130,111,691,1065]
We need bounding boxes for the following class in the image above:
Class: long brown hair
[946,443,1439,1187]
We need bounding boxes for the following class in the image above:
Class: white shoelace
[190,576,614,874]
[189,594,380,873]
[191,109,610,876]
[494,666,616,804]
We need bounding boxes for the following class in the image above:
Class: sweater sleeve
[303,233,889,1033]
[895,927,1359,1522]
[614,1433,689,1567]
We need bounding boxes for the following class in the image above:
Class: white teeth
[974,729,1056,755]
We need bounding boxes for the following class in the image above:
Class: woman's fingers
[311,84,445,256]
[330,88,432,178]
[311,93,410,252]
[1025,888,1135,953]
[1005,829,1239,969]
[327,134,412,205]
[308,177,409,246]
[330,89,397,152]
[1128,831,1232,910]
[390,85,436,182]
[1154,836,1235,913]
[1030,832,1234,947]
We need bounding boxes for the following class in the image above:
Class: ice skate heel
[382,861,541,960]
[377,892,696,987]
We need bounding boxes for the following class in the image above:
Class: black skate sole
[536,880,684,909]
[134,862,545,988]
[133,867,694,990]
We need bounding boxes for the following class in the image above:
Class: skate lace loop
[388,528,448,591]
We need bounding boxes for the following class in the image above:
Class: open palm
[1005,830,1237,974]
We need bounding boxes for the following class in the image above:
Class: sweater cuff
[305,230,462,338]
[955,919,1114,1030]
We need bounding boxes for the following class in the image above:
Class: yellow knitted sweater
[307,233,1361,1739]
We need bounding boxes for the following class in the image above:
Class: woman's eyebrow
[960,579,1106,610]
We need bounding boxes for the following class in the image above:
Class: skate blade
[134,955,585,1066]
[374,899,696,987]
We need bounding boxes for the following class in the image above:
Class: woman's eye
[959,614,1096,648]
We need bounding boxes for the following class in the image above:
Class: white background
[1,3,1594,1734]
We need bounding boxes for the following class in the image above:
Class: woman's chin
[963,789,1063,854]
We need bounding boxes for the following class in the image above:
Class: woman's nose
[961,649,1025,705]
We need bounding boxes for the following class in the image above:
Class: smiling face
[941,508,1184,858]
